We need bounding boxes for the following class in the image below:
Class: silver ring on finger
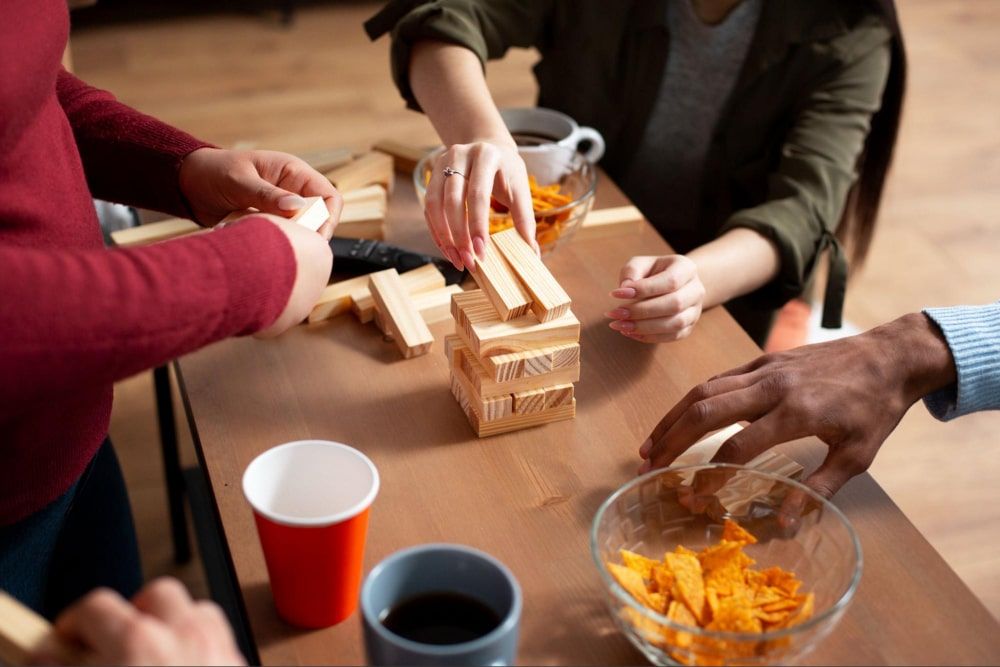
[443,166,465,178]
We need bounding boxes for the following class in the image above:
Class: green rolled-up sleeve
[719,24,892,318]
[365,0,553,111]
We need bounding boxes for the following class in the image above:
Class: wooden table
[176,174,1000,666]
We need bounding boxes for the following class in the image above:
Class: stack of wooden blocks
[446,228,580,437]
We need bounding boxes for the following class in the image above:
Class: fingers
[709,413,792,466]
[609,306,701,338]
[506,170,538,254]
[441,150,474,270]
[131,578,194,625]
[616,256,659,290]
[424,156,460,268]
[54,588,138,653]
[802,444,873,501]
[466,145,500,261]
[613,280,705,322]
[625,257,696,301]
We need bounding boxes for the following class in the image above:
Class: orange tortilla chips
[606,520,815,665]
[489,176,574,246]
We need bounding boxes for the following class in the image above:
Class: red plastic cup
[242,440,379,628]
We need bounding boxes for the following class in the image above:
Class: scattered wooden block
[451,290,580,358]
[450,372,576,437]
[337,203,385,240]
[576,205,644,241]
[297,147,354,174]
[326,151,394,193]
[110,218,200,247]
[484,342,580,382]
[0,591,83,666]
[491,228,571,322]
[472,238,532,321]
[308,274,372,323]
[341,184,387,209]
[373,139,430,174]
[447,335,580,397]
[352,263,445,323]
[368,269,434,359]
[374,284,462,336]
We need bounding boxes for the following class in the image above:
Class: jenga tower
[446,229,581,436]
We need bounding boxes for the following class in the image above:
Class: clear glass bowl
[413,144,597,254]
[591,464,862,666]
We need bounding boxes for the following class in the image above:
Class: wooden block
[373,139,430,174]
[287,196,329,232]
[297,147,354,173]
[513,388,546,415]
[450,334,580,397]
[337,202,385,240]
[368,269,434,358]
[0,591,82,666]
[450,371,513,421]
[484,343,579,382]
[451,290,580,358]
[308,274,372,323]
[352,263,445,323]
[471,237,532,321]
[110,218,199,247]
[491,228,571,322]
[341,184,387,209]
[374,285,462,335]
[450,372,575,437]
[576,205,644,241]
[326,151,394,193]
[544,383,575,409]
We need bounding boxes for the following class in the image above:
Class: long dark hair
[838,0,906,267]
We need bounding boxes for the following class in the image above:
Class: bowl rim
[412,145,598,217]
[589,462,863,643]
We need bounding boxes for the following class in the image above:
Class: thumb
[232,173,307,218]
[618,256,658,287]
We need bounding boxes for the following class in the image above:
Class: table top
[176,173,1000,666]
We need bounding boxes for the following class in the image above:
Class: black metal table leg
[154,364,192,565]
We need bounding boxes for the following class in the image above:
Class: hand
[606,255,706,343]
[638,313,957,500]
[424,140,537,271]
[38,578,245,666]
[179,148,343,240]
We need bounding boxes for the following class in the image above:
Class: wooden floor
[71,0,1000,619]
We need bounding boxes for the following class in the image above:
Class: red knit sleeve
[0,217,295,416]
[55,69,213,219]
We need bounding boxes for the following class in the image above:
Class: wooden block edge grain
[450,333,581,396]
[449,369,576,437]
[484,342,580,382]
[491,227,571,322]
[368,269,434,359]
[575,205,644,241]
[353,263,446,323]
[471,238,532,321]
[451,289,581,358]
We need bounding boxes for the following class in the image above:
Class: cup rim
[590,462,863,643]
[499,105,578,133]
[361,543,522,657]
[242,440,379,527]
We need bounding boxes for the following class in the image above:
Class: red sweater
[0,0,296,526]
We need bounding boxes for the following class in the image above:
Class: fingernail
[611,287,637,299]
[473,236,487,259]
[461,250,477,273]
[639,439,652,457]
[609,320,635,332]
[605,308,630,319]
[278,194,306,211]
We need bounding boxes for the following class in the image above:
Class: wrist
[871,312,957,404]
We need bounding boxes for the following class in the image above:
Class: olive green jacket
[366,0,892,343]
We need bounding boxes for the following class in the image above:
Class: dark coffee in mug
[511,130,562,147]
[380,591,501,645]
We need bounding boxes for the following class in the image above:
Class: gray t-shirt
[622,0,762,237]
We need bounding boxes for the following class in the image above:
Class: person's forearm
[687,228,781,308]
[410,41,514,146]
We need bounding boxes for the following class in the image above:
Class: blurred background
[65,0,999,618]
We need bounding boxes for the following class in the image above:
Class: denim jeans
[0,438,143,618]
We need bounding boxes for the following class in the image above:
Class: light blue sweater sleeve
[922,302,1000,421]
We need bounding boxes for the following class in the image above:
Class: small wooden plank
[373,285,462,337]
[373,139,430,174]
[0,591,83,666]
[484,343,579,382]
[491,228,571,322]
[110,218,200,247]
[337,202,385,240]
[286,196,329,232]
[450,334,580,398]
[368,269,433,359]
[451,290,580,358]
[450,373,575,437]
[544,383,575,409]
[341,184,387,209]
[297,147,354,174]
[471,237,532,321]
[326,151,394,193]
[576,205,644,241]
[307,274,372,323]
[512,388,546,415]
[352,263,445,323]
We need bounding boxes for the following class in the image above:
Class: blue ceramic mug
[360,544,522,666]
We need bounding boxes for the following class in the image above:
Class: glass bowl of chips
[413,144,597,254]
[591,464,862,666]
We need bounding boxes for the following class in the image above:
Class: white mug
[500,107,606,163]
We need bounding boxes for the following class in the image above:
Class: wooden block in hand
[287,196,329,232]
[0,591,82,666]
[110,218,200,247]
[373,139,430,174]
[352,263,445,323]
[451,290,580,358]
[326,151,394,193]
[576,206,644,241]
[368,269,434,358]
[491,228,571,322]
[472,237,532,321]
